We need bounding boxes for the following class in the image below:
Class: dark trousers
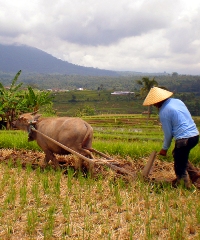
[173,135,199,179]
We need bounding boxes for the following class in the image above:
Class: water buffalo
[12,112,94,169]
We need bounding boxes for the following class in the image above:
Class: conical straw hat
[143,87,173,106]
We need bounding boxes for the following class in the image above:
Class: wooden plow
[31,127,157,179]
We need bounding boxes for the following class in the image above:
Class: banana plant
[0,70,24,129]
[23,86,53,112]
[0,70,54,129]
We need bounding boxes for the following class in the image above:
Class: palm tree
[137,77,158,118]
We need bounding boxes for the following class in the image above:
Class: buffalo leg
[74,156,83,171]
[73,149,94,176]
[187,161,200,188]
[43,150,60,170]
[82,149,95,177]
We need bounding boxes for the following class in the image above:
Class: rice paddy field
[0,114,200,239]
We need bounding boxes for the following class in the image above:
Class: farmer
[143,87,200,189]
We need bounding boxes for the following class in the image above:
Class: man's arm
[159,118,173,155]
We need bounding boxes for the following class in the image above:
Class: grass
[1,114,200,163]
[52,90,146,116]
[0,130,38,150]
[0,162,199,239]
[0,114,200,239]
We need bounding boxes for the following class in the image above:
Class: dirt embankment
[0,148,176,184]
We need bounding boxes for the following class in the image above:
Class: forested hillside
[1,44,200,95]
[0,71,200,94]
[0,71,200,117]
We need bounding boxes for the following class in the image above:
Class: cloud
[0,0,200,74]
[40,0,179,46]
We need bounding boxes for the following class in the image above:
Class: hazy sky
[1,0,200,74]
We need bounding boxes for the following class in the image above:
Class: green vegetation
[52,89,200,117]
[0,70,54,129]
[0,114,200,239]
[0,71,200,239]
[1,71,200,118]
[1,114,200,164]
[52,90,144,116]
[0,153,200,239]
[1,72,200,95]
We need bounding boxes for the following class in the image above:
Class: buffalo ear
[33,114,42,121]
[20,116,26,121]
[31,111,39,115]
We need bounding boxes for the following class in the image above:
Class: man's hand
[159,149,167,156]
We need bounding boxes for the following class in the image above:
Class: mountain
[0,44,119,76]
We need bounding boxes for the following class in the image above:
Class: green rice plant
[62,198,71,236]
[169,222,181,240]
[31,181,41,207]
[83,214,93,239]
[196,205,200,224]
[93,139,162,159]
[0,206,3,219]
[4,176,16,207]
[129,224,134,240]
[20,184,27,206]
[35,165,42,177]
[113,184,123,207]
[16,159,23,173]
[77,170,85,186]
[189,147,200,166]
[53,170,62,196]
[43,204,56,239]
[96,177,103,193]
[6,221,13,239]
[62,225,71,239]
[0,165,11,192]
[145,211,152,240]
[85,173,95,192]
[67,167,75,190]
[26,162,33,174]
[93,126,163,142]
[62,198,71,219]
[0,130,40,151]
[73,187,82,210]
[42,173,50,194]
[7,158,14,168]
[26,209,39,235]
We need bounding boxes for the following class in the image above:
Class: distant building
[111,91,134,95]
[77,88,83,91]
[47,89,69,92]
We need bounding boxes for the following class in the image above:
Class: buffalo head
[12,112,42,131]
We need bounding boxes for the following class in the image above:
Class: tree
[0,70,54,129]
[23,87,53,112]
[75,105,95,117]
[172,72,178,77]
[137,77,158,118]
[0,70,23,129]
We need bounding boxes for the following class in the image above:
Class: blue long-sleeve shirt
[159,98,199,150]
